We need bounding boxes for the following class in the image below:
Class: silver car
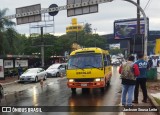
[19,68,47,83]
[46,63,66,77]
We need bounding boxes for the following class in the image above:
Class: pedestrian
[133,54,149,103]
[119,55,140,106]
[148,57,153,68]
[151,56,159,68]
[18,64,23,79]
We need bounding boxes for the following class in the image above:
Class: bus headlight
[69,79,74,82]
[95,78,101,82]
[95,78,104,82]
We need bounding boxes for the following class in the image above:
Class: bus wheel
[71,88,76,93]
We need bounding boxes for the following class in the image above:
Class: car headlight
[68,79,74,82]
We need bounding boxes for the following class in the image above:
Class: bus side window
[107,55,111,65]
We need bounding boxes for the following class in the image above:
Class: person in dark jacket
[18,64,23,79]
[133,54,149,103]
[119,55,140,106]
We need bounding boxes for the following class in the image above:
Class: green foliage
[109,49,124,55]
[0,8,15,55]
[84,23,92,34]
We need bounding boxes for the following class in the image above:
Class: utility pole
[41,27,44,67]
[137,0,140,34]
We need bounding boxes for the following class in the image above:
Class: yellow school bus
[67,47,112,93]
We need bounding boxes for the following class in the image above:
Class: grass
[153,97,160,105]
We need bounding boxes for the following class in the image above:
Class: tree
[109,48,124,55]
[84,23,92,34]
[0,8,15,54]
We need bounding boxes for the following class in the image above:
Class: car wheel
[35,76,38,83]
[56,72,60,77]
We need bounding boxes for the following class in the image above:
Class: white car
[46,63,66,77]
[19,68,47,83]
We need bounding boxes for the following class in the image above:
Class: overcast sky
[0,0,159,36]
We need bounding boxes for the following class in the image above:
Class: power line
[144,0,152,11]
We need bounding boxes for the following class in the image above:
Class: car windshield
[24,68,38,73]
[68,53,102,69]
[47,64,60,70]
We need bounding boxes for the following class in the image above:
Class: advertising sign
[4,60,14,68]
[114,18,149,39]
[67,0,98,17]
[155,39,160,55]
[0,59,4,79]
[15,60,28,67]
[109,43,120,49]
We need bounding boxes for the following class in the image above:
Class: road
[0,66,122,115]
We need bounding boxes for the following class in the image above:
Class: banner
[15,60,28,67]
[4,60,14,68]
[0,59,4,79]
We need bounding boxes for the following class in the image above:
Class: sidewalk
[122,70,160,115]
[0,76,19,86]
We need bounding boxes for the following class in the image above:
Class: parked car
[46,63,66,77]
[19,68,47,83]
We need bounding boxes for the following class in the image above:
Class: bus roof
[70,47,109,55]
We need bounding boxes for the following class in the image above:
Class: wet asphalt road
[0,66,122,115]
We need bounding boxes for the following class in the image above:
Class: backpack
[121,62,135,80]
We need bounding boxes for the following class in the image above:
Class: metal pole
[123,0,148,56]
[137,0,140,34]
[41,27,44,67]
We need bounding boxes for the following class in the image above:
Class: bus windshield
[68,53,102,69]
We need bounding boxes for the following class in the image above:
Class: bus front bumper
[67,81,105,88]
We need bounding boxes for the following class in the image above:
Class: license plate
[81,84,87,87]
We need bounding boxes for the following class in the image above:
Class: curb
[1,80,19,87]
[148,93,160,115]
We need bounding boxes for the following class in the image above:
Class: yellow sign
[155,39,160,54]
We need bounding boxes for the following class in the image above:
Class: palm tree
[0,8,15,54]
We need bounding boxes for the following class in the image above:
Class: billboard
[109,43,120,49]
[4,60,14,68]
[114,18,149,39]
[67,0,98,17]
[15,60,28,67]
[16,4,41,25]
[155,39,160,54]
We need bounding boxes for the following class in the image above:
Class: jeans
[122,84,135,106]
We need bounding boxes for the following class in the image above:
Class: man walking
[133,54,149,103]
